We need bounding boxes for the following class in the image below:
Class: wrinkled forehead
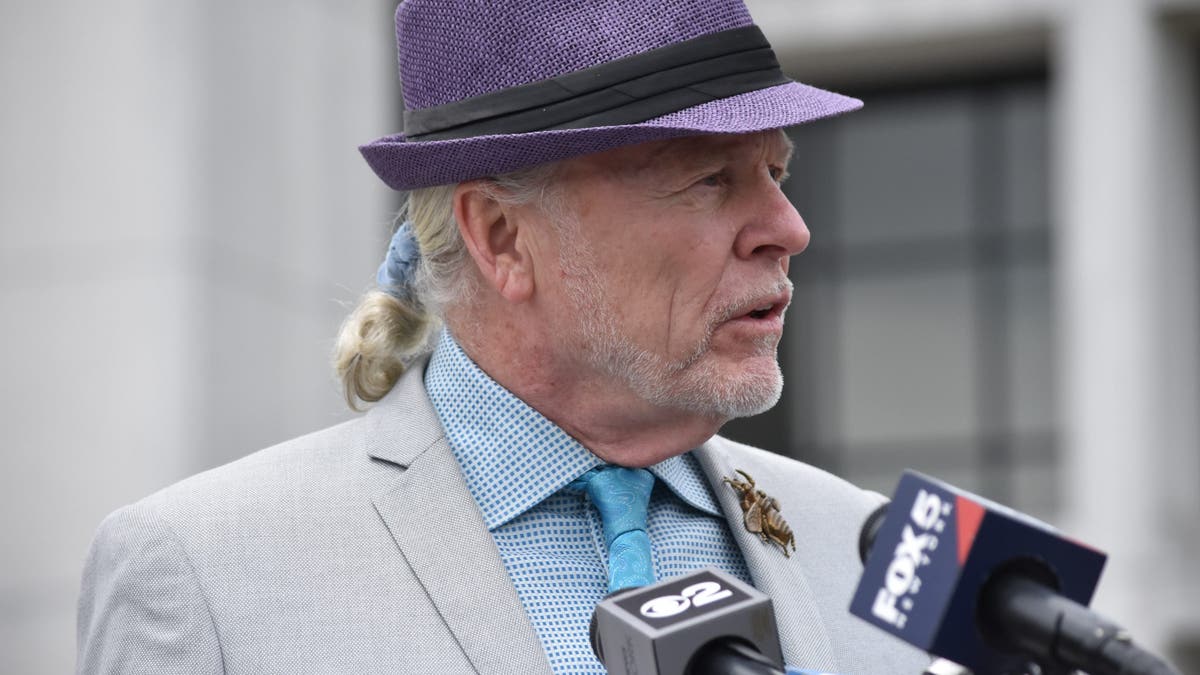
[561,129,794,185]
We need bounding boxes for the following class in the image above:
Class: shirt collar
[424,330,723,530]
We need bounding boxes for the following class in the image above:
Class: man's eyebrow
[618,144,712,184]
[650,141,738,173]
[630,142,696,174]
[629,133,795,178]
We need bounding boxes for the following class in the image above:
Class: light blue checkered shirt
[425,330,753,673]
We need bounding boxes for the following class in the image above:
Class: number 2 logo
[639,581,734,618]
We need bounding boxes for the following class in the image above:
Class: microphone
[589,568,786,675]
[850,470,1181,675]
[590,568,948,675]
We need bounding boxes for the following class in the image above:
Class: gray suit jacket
[77,361,929,674]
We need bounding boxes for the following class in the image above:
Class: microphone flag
[849,470,1107,673]
[591,568,783,675]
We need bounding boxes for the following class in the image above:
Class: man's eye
[697,173,725,188]
[769,166,789,183]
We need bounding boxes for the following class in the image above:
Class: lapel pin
[723,469,797,558]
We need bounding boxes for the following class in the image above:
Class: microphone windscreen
[858,501,889,563]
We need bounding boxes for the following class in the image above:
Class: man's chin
[667,355,784,420]
[717,373,784,419]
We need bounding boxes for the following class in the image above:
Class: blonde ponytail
[333,163,565,410]
[333,184,459,410]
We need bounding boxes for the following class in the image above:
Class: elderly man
[77,1,930,673]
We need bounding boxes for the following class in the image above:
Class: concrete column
[0,5,205,672]
[0,1,394,672]
[189,0,395,471]
[1055,0,1200,654]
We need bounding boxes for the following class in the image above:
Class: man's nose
[733,181,810,261]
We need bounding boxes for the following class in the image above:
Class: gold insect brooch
[723,469,797,557]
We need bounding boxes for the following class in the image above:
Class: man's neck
[447,311,724,468]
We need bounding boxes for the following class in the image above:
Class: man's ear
[453,181,535,303]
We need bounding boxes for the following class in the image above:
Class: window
[722,74,1058,517]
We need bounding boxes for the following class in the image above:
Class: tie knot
[574,466,654,547]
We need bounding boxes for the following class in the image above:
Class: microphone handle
[688,638,786,675]
[982,576,1181,675]
[690,637,973,675]
[857,502,889,563]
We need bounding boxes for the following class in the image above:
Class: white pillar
[1055,0,1200,654]
[0,5,205,673]
[0,1,394,672]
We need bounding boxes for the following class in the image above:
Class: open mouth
[737,299,785,323]
[726,286,792,326]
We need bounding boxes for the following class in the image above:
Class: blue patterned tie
[571,466,656,593]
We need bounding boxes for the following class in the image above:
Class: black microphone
[851,471,1181,675]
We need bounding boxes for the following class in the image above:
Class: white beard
[557,231,786,420]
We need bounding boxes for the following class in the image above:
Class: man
[77,1,930,673]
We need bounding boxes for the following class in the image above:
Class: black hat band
[404,25,791,142]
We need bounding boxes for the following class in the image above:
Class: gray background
[3,0,1199,672]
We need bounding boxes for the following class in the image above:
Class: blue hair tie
[376,221,421,299]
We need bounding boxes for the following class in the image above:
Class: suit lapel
[366,362,552,675]
[694,441,838,671]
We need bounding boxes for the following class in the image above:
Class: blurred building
[728,0,1200,669]
[1,2,398,672]
[2,1,1198,673]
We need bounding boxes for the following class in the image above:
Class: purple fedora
[360,0,861,191]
